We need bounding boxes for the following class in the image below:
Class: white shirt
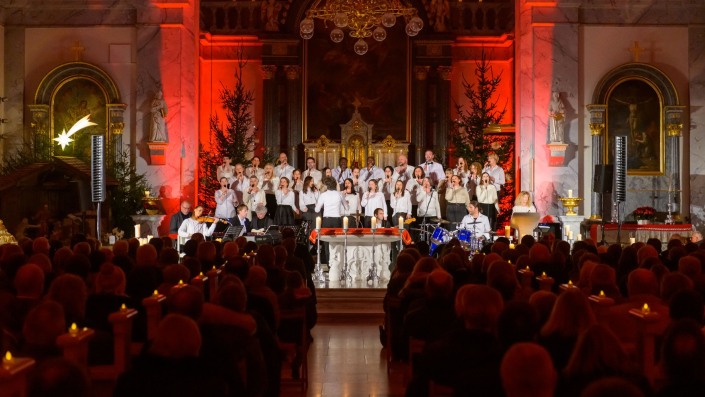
[260,176,279,194]
[405,178,423,206]
[215,188,238,218]
[391,190,412,215]
[381,177,395,201]
[342,192,362,216]
[416,189,441,218]
[246,166,265,179]
[476,184,499,210]
[361,191,387,218]
[332,167,352,187]
[360,166,384,185]
[512,205,536,213]
[275,189,296,207]
[230,175,248,204]
[482,164,506,192]
[178,218,218,237]
[458,213,491,239]
[299,189,319,211]
[420,161,445,186]
[274,164,294,181]
[392,165,414,185]
[315,189,344,217]
[244,189,266,220]
[303,168,323,187]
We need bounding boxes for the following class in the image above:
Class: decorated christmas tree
[198,49,256,210]
[452,49,516,227]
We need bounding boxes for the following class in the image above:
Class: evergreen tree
[110,148,151,237]
[452,49,507,165]
[199,48,256,210]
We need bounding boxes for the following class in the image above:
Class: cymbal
[430,218,449,224]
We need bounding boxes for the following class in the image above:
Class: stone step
[316,287,385,323]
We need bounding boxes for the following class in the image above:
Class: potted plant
[634,206,656,224]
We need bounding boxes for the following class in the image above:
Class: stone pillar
[411,66,430,164]
[261,65,279,154]
[285,65,302,168]
[436,66,452,166]
[587,105,606,220]
[27,104,50,160]
[665,106,686,213]
[107,104,127,169]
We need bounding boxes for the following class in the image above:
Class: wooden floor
[281,320,408,397]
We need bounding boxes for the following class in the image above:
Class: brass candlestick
[559,197,583,216]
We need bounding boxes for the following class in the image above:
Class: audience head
[500,343,556,397]
[222,241,239,259]
[149,314,202,359]
[245,265,268,288]
[424,269,454,301]
[22,301,66,350]
[497,301,540,347]
[580,377,644,397]
[528,290,557,327]
[217,277,247,311]
[540,288,595,338]
[167,285,204,321]
[47,274,87,323]
[669,289,704,323]
[28,357,90,397]
[94,263,126,295]
[32,237,50,256]
[660,272,694,303]
[112,240,129,257]
[196,241,216,265]
[564,324,632,379]
[14,263,45,298]
[162,264,191,286]
[455,284,504,331]
[626,268,659,297]
[136,244,158,267]
[661,319,705,385]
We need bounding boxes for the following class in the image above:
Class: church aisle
[282,321,407,397]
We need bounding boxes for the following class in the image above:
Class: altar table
[310,228,412,282]
[590,223,694,247]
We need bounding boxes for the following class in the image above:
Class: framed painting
[303,20,410,142]
[606,77,664,175]
[51,77,107,161]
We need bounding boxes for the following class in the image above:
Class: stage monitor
[537,222,563,240]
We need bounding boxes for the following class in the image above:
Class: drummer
[459,201,491,240]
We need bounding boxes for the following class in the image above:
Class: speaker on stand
[593,164,613,245]
[91,135,106,240]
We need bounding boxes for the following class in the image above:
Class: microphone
[430,186,436,191]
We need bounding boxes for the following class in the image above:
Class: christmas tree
[199,49,256,210]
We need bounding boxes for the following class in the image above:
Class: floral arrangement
[633,206,656,220]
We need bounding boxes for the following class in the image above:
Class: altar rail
[590,223,694,247]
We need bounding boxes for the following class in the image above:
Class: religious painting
[606,78,664,176]
[52,77,107,162]
[304,20,410,142]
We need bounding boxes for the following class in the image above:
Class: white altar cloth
[319,234,400,281]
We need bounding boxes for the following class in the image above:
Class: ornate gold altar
[303,108,408,169]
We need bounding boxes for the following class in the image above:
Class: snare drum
[429,227,450,256]
[456,229,472,245]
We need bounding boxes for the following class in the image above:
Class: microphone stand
[342,221,350,284]
[420,188,435,242]
[314,224,324,283]
[368,224,379,284]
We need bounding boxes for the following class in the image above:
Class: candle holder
[559,196,583,216]
[341,227,351,284]
[367,227,379,284]
[314,227,324,283]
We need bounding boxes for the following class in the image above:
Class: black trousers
[320,216,342,265]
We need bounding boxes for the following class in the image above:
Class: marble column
[285,65,302,168]
[666,106,686,214]
[689,26,705,227]
[261,65,279,154]
[587,105,606,220]
[412,66,430,164]
[436,66,452,166]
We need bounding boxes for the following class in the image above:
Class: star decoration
[54,130,74,150]
[54,114,98,150]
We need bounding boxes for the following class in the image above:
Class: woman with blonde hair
[513,191,536,213]
[261,163,278,218]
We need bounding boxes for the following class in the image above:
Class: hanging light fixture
[300,0,423,55]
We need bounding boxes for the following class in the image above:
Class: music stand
[222,225,243,241]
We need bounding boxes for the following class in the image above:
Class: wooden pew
[0,352,35,397]
[207,267,222,303]
[629,304,669,388]
[278,307,309,391]
[142,292,166,342]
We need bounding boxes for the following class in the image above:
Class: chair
[510,212,540,240]
[384,296,403,372]
[278,307,309,391]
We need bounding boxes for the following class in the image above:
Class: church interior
[1,0,705,396]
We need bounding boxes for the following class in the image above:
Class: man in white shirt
[420,150,446,187]
[303,156,323,187]
[459,201,492,240]
[274,152,294,181]
[482,153,506,193]
[360,156,384,185]
[332,157,352,189]
[393,154,414,185]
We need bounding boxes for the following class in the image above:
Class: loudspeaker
[593,164,613,194]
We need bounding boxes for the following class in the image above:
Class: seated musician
[373,208,388,228]
[169,200,192,234]
[178,206,219,238]
[251,203,273,233]
[234,204,251,236]
[458,201,491,240]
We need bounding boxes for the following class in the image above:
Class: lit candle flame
[121,303,127,311]
[642,303,650,314]
[153,289,159,296]
[199,272,204,277]
[4,351,12,363]
[70,323,78,335]
[568,280,573,286]
[178,279,184,285]
[599,290,605,297]
[541,272,547,278]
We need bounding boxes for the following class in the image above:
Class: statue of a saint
[549,91,565,143]
[261,0,281,32]
[150,90,168,142]
[429,0,450,32]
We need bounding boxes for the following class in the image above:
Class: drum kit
[416,218,486,256]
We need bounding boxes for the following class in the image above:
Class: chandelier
[299,0,423,55]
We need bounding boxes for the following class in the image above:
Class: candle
[178,280,184,285]
[69,323,78,336]
[509,243,515,249]
[568,280,574,287]
[629,237,636,245]
[371,217,377,230]
[567,189,573,198]
[577,233,582,241]
[399,216,404,229]
[153,290,159,296]
[316,216,321,230]
[642,303,650,315]
[504,225,510,238]
[343,216,349,230]
[568,231,574,240]
[4,351,12,364]
[145,190,150,198]
[564,225,570,233]
[147,234,153,241]
[120,303,127,311]
[599,290,605,297]
[134,224,141,238]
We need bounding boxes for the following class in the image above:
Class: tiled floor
[282,320,407,397]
